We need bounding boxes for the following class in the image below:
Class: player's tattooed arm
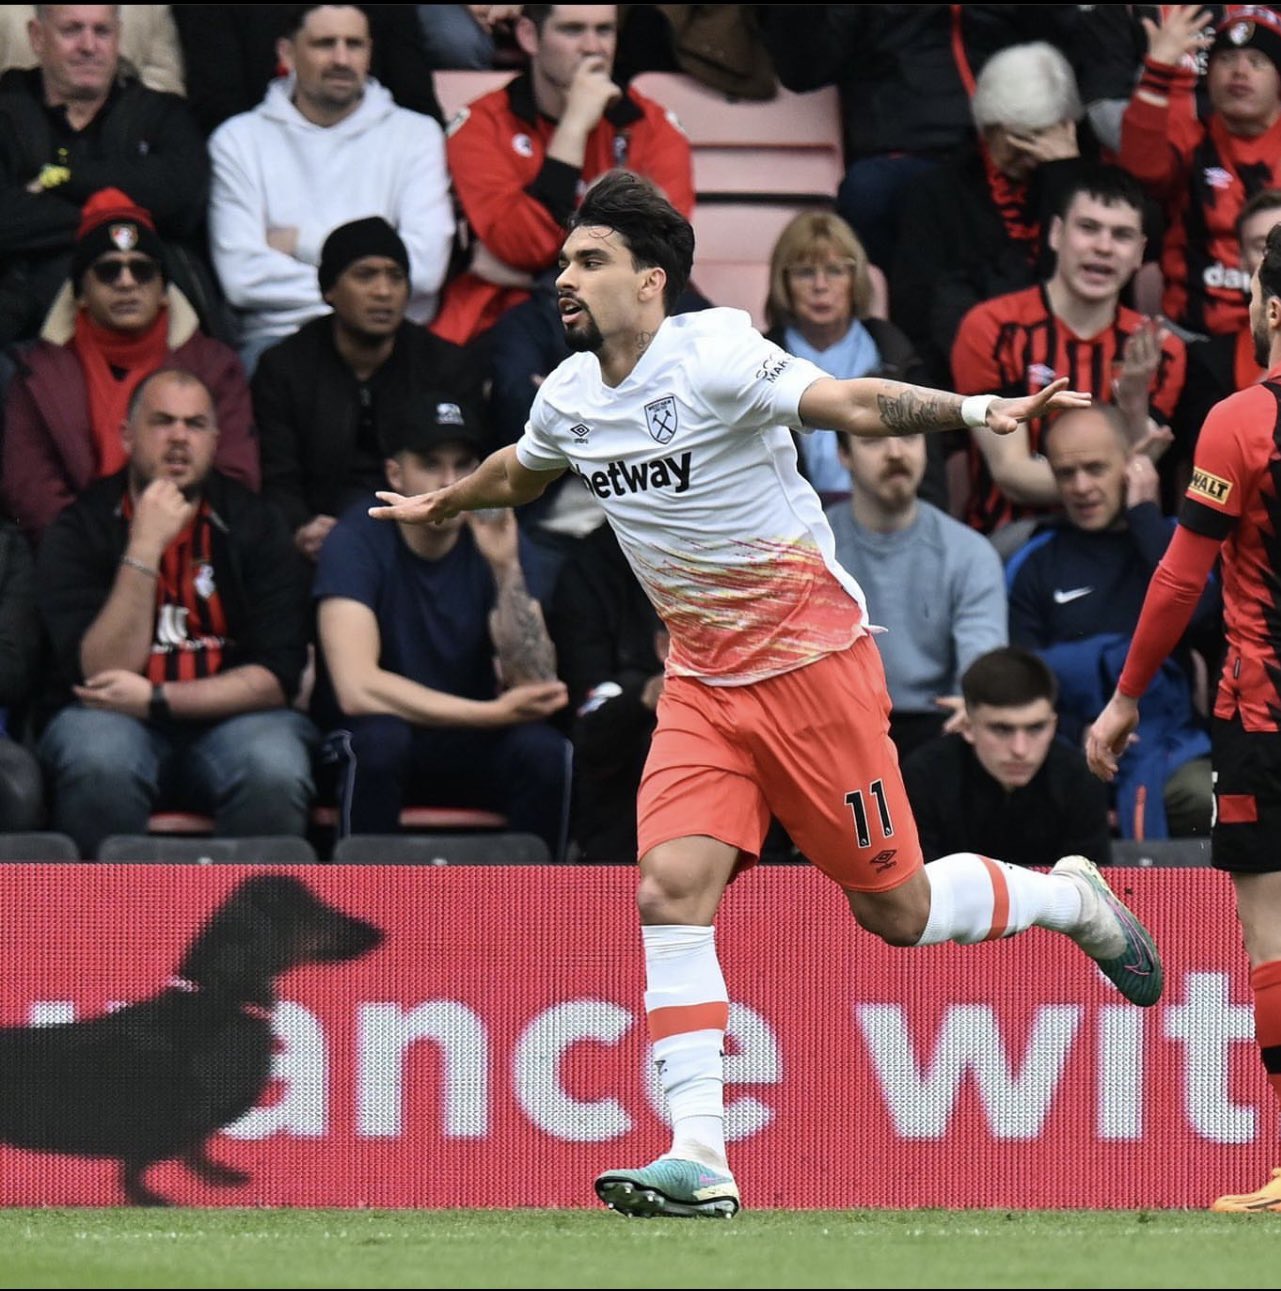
[490,565,559,685]
[873,389,964,435]
[799,375,1089,439]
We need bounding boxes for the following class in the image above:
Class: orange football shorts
[637,634,923,892]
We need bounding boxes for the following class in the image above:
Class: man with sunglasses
[2,187,259,547]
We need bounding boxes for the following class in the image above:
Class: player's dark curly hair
[569,170,695,312]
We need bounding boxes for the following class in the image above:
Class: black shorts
[1211,715,1281,875]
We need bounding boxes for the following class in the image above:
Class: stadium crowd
[3,1,1276,862]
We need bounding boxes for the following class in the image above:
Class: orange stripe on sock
[647,1001,729,1042]
[979,855,1010,941]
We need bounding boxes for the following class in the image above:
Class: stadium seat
[0,831,81,861]
[331,832,551,865]
[432,69,517,123]
[690,202,828,330]
[1110,837,1212,867]
[96,835,319,864]
[309,805,508,832]
[628,73,844,201]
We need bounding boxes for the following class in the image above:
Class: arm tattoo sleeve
[874,389,965,435]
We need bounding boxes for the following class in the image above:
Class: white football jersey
[517,308,871,686]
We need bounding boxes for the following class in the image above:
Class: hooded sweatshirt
[208,75,454,344]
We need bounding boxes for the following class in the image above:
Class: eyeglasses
[89,257,161,286]
[786,261,857,284]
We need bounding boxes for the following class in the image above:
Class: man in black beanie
[252,216,485,563]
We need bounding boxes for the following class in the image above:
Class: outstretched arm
[798,375,1090,439]
[369,444,566,526]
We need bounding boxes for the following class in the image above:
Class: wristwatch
[149,682,171,724]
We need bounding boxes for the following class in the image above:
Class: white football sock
[916,852,1084,946]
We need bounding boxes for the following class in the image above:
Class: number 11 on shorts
[845,780,895,847]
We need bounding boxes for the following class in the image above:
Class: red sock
[1249,960,1281,1108]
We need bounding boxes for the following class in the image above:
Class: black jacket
[252,316,484,535]
[902,731,1112,867]
[35,470,308,725]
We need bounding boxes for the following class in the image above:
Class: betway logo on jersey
[575,451,693,499]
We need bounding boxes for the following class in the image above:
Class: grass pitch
[2,1208,1278,1289]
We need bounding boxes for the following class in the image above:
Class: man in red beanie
[1119,4,1281,338]
[2,187,259,546]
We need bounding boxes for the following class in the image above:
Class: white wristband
[961,394,997,429]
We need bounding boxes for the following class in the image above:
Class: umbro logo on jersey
[1053,586,1093,605]
[577,451,693,498]
[570,423,590,439]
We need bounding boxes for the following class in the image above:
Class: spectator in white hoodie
[207,3,454,375]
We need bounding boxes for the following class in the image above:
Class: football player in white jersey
[371,170,1163,1219]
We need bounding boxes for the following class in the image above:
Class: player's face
[1045,411,1128,531]
[384,444,478,535]
[29,5,118,102]
[1208,47,1281,130]
[1250,261,1276,367]
[282,5,371,114]
[1049,194,1145,304]
[124,376,219,498]
[556,224,649,352]
[964,698,1058,791]
[325,255,409,339]
[837,433,925,512]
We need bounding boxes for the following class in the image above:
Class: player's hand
[1085,692,1142,782]
[369,489,459,526]
[985,377,1091,435]
[489,679,569,724]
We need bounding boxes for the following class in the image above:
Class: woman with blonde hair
[765,209,929,503]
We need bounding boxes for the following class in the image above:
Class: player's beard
[1254,311,1272,368]
[564,313,604,353]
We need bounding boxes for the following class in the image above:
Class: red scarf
[980,142,1040,266]
[71,308,170,478]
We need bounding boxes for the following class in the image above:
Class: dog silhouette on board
[0,874,383,1206]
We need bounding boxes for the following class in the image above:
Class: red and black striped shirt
[952,283,1187,533]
